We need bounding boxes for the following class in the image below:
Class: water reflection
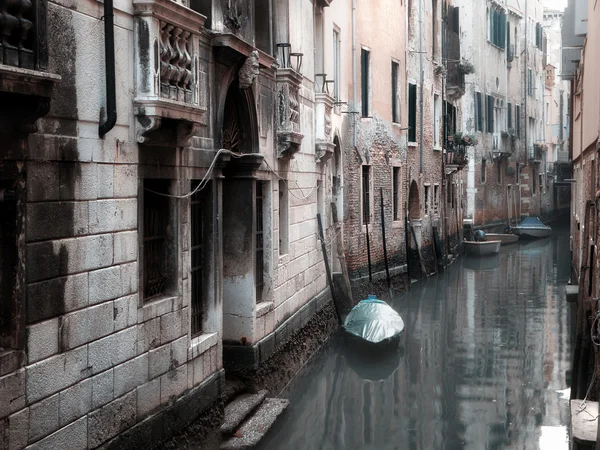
[259,224,572,450]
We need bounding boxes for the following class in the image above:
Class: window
[446,179,452,204]
[0,182,18,348]
[392,61,400,123]
[532,169,536,194]
[256,181,267,301]
[535,22,543,49]
[486,95,494,133]
[362,166,371,224]
[451,183,456,209]
[515,104,521,137]
[433,184,439,213]
[528,68,533,97]
[191,181,211,336]
[361,48,370,117]
[434,94,441,147]
[475,91,483,132]
[546,102,550,124]
[481,159,487,183]
[497,161,502,185]
[408,83,417,142]
[539,173,543,193]
[507,102,512,130]
[393,167,401,221]
[333,29,341,101]
[254,1,272,54]
[514,27,518,55]
[424,185,430,214]
[488,8,506,48]
[278,180,288,255]
[432,0,438,58]
[142,179,173,301]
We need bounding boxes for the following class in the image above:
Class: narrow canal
[259,222,573,450]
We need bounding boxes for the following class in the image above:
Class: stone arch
[332,134,342,196]
[408,180,420,220]
[217,67,259,154]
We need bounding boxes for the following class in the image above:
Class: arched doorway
[220,79,264,348]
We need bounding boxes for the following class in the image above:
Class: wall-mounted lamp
[315,73,327,93]
[290,53,303,73]
[325,80,335,95]
[276,43,291,68]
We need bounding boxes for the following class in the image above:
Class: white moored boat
[486,233,519,245]
[512,217,552,239]
[463,240,502,256]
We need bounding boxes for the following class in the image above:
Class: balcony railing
[528,144,544,162]
[133,0,208,146]
[0,0,48,71]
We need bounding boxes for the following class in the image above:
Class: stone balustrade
[133,0,208,146]
[0,0,48,71]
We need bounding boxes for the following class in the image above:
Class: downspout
[99,0,117,138]
[352,0,357,151]
[523,0,528,164]
[419,0,424,173]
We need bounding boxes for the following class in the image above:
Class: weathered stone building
[563,0,600,443]
[0,0,340,448]
[543,9,571,215]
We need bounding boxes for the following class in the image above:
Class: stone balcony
[133,0,208,147]
[276,68,303,158]
[0,0,60,134]
[314,92,334,163]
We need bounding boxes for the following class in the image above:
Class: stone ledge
[99,369,225,450]
[223,289,332,371]
[188,332,219,361]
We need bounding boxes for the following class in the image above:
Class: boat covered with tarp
[513,216,552,238]
[343,296,404,345]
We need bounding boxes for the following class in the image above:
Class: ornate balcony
[0,0,59,134]
[315,92,334,163]
[276,67,303,158]
[133,0,208,147]
[528,144,545,163]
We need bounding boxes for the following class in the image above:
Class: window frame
[408,83,417,142]
[362,165,371,224]
[360,48,371,118]
[392,61,401,124]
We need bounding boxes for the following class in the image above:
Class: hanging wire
[144,149,318,201]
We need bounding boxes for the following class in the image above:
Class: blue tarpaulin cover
[343,296,405,344]
[518,217,550,228]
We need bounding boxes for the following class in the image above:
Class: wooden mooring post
[317,213,343,325]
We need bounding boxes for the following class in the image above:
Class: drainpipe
[523,0,527,164]
[352,0,357,151]
[99,0,117,138]
[419,0,424,173]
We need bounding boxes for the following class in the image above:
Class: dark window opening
[393,167,400,221]
[191,182,210,337]
[408,83,417,142]
[254,2,272,54]
[475,92,483,132]
[362,166,371,224]
[481,159,487,183]
[451,183,456,209]
[486,95,494,133]
[532,169,537,194]
[424,185,430,215]
[256,181,265,302]
[434,185,439,213]
[497,161,502,184]
[143,179,172,301]
[392,61,400,123]
[507,102,512,130]
[361,49,370,117]
[0,184,17,343]
[528,68,533,97]
[515,105,521,137]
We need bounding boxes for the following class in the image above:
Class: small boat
[512,216,552,239]
[343,296,404,346]
[463,240,501,256]
[486,233,519,245]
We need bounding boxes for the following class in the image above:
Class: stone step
[220,398,289,450]
[222,378,248,404]
[221,390,268,435]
